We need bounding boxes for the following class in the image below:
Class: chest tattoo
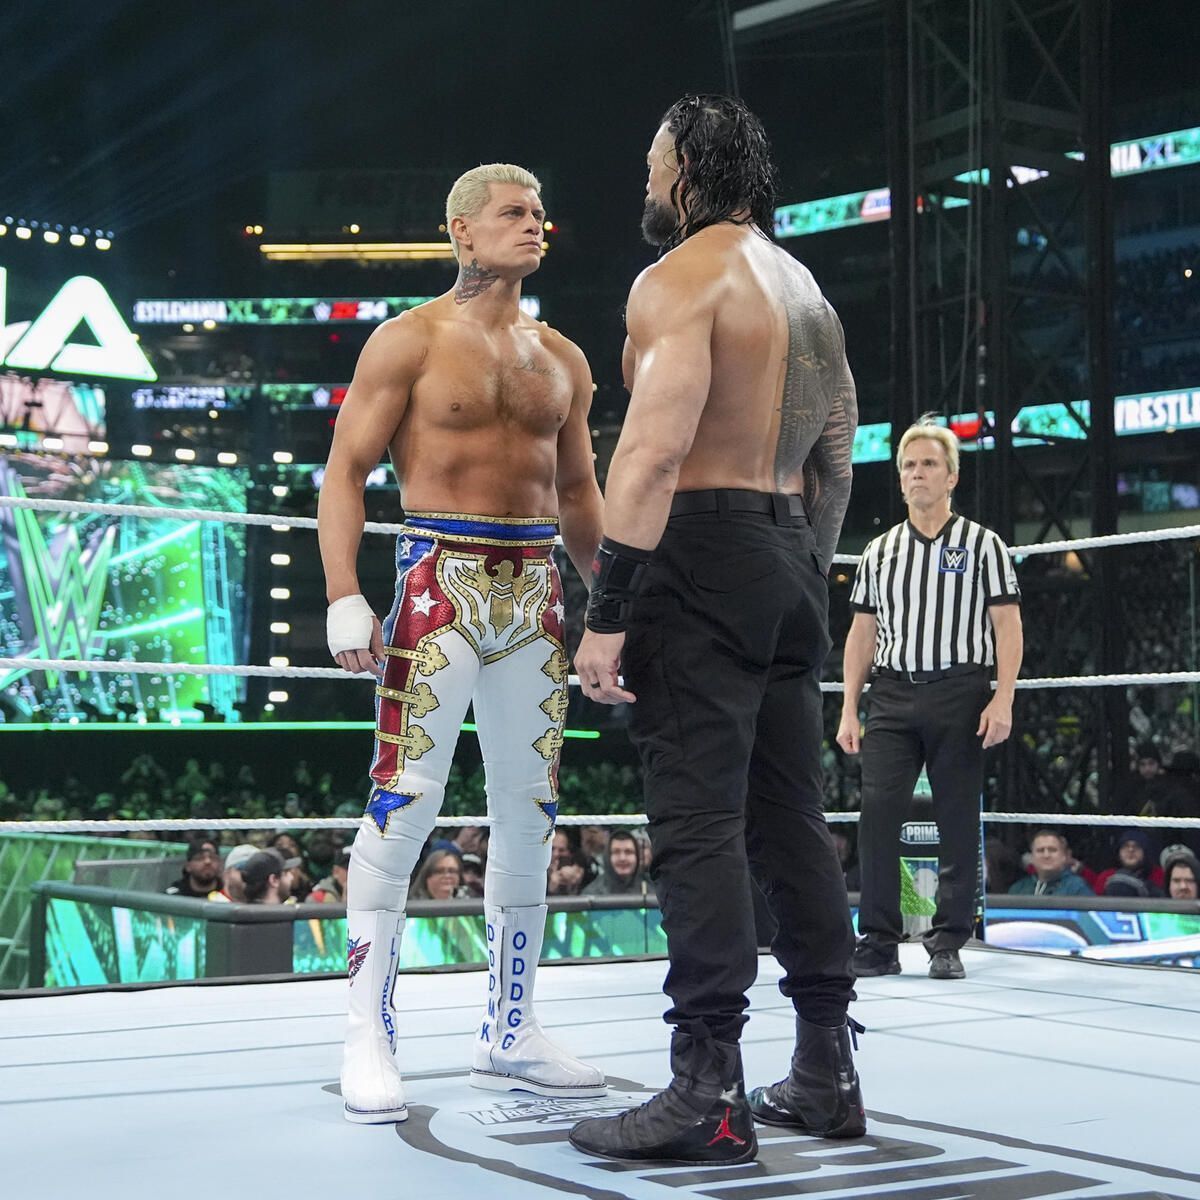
[514,355,557,378]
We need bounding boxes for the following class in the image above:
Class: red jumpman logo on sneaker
[707,1107,747,1147]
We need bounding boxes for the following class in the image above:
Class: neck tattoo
[454,258,499,305]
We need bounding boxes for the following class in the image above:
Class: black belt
[872,664,986,684]
[669,489,806,523]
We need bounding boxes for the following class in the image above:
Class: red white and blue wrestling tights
[341,514,603,1123]
[349,512,568,912]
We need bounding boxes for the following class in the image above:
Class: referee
[837,416,1023,980]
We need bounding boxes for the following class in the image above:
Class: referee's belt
[872,664,986,685]
[669,489,807,522]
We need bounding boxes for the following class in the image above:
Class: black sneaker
[928,949,965,979]
[569,1034,757,1165]
[851,939,900,977]
[748,1015,866,1138]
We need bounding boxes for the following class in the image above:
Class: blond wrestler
[317,164,605,1124]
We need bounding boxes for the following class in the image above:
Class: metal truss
[886,0,1127,808]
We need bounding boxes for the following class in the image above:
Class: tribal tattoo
[770,250,858,574]
[802,364,857,574]
[454,258,500,305]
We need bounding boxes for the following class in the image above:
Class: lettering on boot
[480,921,497,1044]
[505,926,527,1045]
[380,940,398,1052]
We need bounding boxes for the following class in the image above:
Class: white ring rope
[0,656,592,688]
[3,494,1198,562]
[1,656,1198,692]
[0,493,398,536]
[1,501,1194,844]
[2,812,1198,835]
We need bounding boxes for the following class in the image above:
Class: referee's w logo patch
[939,546,968,573]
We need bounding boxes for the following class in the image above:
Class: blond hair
[896,413,960,476]
[445,163,542,261]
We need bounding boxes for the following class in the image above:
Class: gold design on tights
[541,647,568,685]
[385,640,449,676]
[533,727,564,762]
[460,558,540,636]
[375,680,440,718]
[376,723,435,760]
[539,688,568,725]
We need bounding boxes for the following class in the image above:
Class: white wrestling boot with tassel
[341,909,408,1123]
[470,903,607,1097]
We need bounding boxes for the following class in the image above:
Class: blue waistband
[403,513,559,543]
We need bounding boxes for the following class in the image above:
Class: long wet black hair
[658,94,778,255]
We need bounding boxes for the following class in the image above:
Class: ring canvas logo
[0,267,157,382]
[394,1084,1200,1200]
[939,545,969,574]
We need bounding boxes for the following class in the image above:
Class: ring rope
[2,657,1198,692]
[3,812,1199,834]
[0,655,592,688]
[3,495,1198,562]
[0,494,396,536]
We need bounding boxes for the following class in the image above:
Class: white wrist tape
[327,594,376,657]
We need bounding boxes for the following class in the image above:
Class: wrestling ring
[1,491,1198,1200]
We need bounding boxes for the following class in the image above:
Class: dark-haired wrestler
[318,163,606,1125]
[570,97,862,1165]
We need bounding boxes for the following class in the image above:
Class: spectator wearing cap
[1116,743,1171,816]
[1163,847,1200,901]
[219,843,260,902]
[312,847,351,904]
[269,833,313,901]
[459,852,485,898]
[1008,831,1093,897]
[165,837,223,899]
[427,824,486,860]
[1095,828,1165,897]
[242,848,301,904]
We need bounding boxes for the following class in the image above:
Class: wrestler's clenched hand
[327,594,385,676]
[574,629,636,705]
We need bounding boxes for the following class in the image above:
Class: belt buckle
[905,669,926,685]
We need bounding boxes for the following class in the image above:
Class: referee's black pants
[623,500,855,1041]
[856,671,990,953]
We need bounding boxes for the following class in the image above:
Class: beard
[641,197,678,247]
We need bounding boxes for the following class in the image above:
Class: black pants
[623,499,855,1039]
[856,672,990,953]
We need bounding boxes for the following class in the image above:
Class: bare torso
[392,295,576,517]
[626,225,851,496]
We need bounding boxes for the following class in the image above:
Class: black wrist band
[585,536,653,633]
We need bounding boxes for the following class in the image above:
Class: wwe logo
[939,546,968,574]
[0,469,115,687]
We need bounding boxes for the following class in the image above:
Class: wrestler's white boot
[470,903,607,1097]
[341,909,408,1123]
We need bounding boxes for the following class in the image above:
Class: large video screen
[0,372,105,450]
[0,457,248,722]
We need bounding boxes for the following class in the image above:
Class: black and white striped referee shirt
[848,515,1020,672]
